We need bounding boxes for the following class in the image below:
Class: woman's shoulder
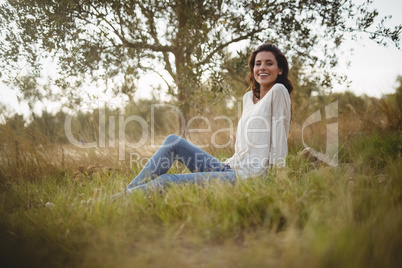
[242,90,253,102]
[271,83,289,94]
[270,83,291,101]
[243,90,253,97]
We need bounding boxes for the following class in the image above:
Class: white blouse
[225,83,291,179]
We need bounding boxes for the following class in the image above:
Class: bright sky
[0,0,401,118]
[331,0,402,97]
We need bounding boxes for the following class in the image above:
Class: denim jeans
[124,134,236,193]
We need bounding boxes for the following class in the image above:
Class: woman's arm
[270,85,291,167]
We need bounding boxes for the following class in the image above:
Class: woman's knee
[164,134,183,146]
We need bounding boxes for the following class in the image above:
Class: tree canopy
[1,0,401,118]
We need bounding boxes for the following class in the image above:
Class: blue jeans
[124,134,236,193]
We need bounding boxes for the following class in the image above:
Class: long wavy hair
[246,44,293,99]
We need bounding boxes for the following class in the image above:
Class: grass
[0,131,401,268]
[1,88,401,267]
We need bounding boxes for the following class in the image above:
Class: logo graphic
[301,101,338,166]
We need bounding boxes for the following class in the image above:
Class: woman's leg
[126,134,227,189]
[130,169,236,193]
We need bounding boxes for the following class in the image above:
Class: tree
[1,0,401,133]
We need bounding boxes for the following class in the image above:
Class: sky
[1,0,401,118]
[331,0,402,97]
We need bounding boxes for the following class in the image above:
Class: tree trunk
[177,82,190,137]
[175,0,191,137]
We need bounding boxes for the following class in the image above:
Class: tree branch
[142,66,173,93]
[196,28,263,67]
[137,2,175,78]
[121,40,174,53]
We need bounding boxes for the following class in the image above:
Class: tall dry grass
[0,130,400,267]
[1,88,400,183]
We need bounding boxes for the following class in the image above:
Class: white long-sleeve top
[225,83,291,179]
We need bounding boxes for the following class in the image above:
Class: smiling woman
[107,43,293,195]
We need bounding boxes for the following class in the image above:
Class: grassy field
[1,88,401,267]
[0,130,401,268]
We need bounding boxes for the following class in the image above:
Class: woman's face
[253,51,282,91]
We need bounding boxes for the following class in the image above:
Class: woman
[122,44,292,194]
